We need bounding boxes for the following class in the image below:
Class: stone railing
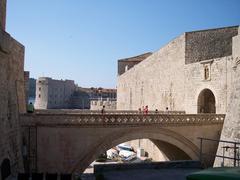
[34,109,186,115]
[20,113,225,127]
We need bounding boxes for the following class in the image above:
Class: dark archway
[1,158,11,180]
[197,89,216,113]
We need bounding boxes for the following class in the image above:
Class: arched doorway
[197,89,216,113]
[1,158,11,180]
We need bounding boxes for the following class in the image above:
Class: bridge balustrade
[34,109,186,115]
[21,113,225,126]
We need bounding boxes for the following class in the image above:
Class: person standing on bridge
[144,105,148,114]
[101,105,106,114]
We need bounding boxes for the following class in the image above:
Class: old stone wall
[214,27,240,167]
[0,27,25,178]
[118,52,152,76]
[0,0,6,30]
[117,26,239,114]
[184,56,235,114]
[117,34,186,111]
[35,77,75,109]
[185,26,238,64]
[21,121,222,173]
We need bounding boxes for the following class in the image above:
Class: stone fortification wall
[184,56,235,114]
[0,0,6,30]
[35,77,75,109]
[118,52,152,76]
[0,27,25,177]
[117,26,239,114]
[214,27,240,167]
[185,26,238,64]
[117,34,186,111]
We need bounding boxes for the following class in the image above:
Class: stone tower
[0,0,6,30]
[214,27,240,167]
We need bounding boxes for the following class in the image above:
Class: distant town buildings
[90,88,117,110]
[34,77,117,110]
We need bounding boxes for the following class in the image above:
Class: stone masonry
[117,26,239,114]
[0,0,26,178]
[214,26,240,167]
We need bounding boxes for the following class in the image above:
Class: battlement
[0,0,6,30]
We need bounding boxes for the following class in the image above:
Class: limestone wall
[214,27,240,167]
[0,0,6,30]
[35,77,75,109]
[184,56,235,114]
[117,34,186,111]
[185,26,238,64]
[0,28,25,177]
[117,26,239,114]
[118,52,152,76]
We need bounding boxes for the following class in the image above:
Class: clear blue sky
[6,0,240,88]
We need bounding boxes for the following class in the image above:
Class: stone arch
[1,158,11,180]
[197,88,216,113]
[71,127,199,173]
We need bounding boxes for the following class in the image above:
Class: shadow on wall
[1,158,11,180]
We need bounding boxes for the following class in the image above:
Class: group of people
[138,105,149,114]
[138,106,169,114]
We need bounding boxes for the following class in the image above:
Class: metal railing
[199,137,240,167]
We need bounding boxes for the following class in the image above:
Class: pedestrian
[165,107,169,114]
[101,105,105,114]
[138,108,142,113]
[144,105,148,114]
[155,109,158,113]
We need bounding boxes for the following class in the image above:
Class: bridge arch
[197,88,216,113]
[71,127,199,173]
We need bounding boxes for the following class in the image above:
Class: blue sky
[6,0,240,88]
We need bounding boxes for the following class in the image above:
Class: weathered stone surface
[20,112,224,173]
[117,26,238,114]
[214,27,240,167]
[185,26,238,64]
[0,0,6,30]
[118,52,152,76]
[0,1,26,176]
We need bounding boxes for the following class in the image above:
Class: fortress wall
[0,0,6,30]
[185,26,238,64]
[214,27,240,167]
[117,34,186,111]
[0,28,25,175]
[184,56,235,114]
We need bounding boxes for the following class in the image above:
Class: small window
[39,87,41,91]
[125,65,128,72]
[38,94,41,98]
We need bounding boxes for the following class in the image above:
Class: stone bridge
[20,110,225,173]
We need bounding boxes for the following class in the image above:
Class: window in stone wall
[39,87,41,91]
[203,64,211,81]
[125,65,128,72]
[38,94,41,98]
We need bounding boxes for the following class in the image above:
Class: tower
[0,0,6,30]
